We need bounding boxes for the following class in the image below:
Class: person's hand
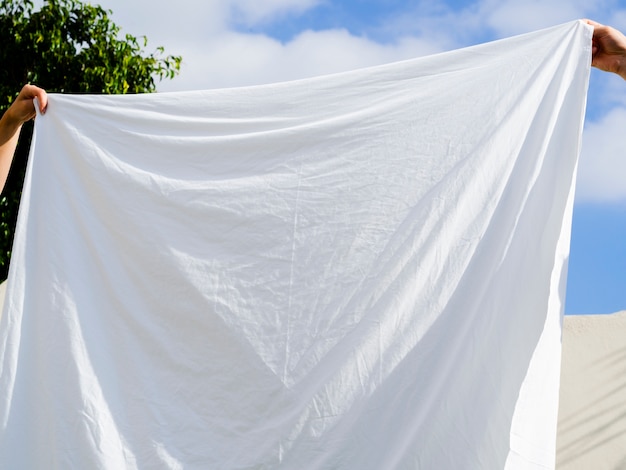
[586,19,626,80]
[0,84,48,191]
[3,84,48,127]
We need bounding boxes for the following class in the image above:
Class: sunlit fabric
[0,21,591,470]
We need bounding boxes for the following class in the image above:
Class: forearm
[0,111,23,192]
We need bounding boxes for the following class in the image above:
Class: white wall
[557,311,626,469]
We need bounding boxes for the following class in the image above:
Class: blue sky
[35,0,626,314]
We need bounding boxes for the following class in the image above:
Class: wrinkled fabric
[0,21,591,470]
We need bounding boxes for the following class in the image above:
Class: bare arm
[0,84,48,192]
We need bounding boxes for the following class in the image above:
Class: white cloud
[31,0,447,92]
[577,106,626,202]
[109,1,229,39]
[159,29,443,92]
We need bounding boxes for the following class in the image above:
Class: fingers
[20,84,48,115]
[13,84,47,122]
[35,88,48,115]
[584,19,601,28]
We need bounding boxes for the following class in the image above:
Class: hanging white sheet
[0,20,591,469]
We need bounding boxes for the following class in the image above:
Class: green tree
[0,0,181,280]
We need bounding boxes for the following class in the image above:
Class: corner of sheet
[576,18,594,39]
[32,95,49,137]
[33,97,40,116]
[33,97,46,120]
[574,19,594,64]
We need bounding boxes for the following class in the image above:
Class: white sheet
[0,21,591,469]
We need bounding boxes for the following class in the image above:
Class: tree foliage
[0,0,181,279]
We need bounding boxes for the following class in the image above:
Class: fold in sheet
[0,21,591,469]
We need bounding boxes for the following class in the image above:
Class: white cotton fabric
[0,21,591,469]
